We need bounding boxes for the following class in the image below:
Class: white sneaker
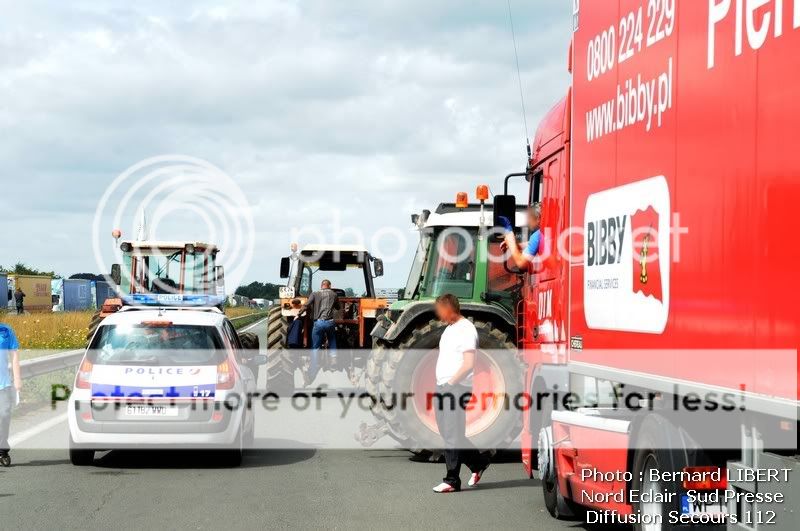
[432,482,458,493]
[468,466,489,487]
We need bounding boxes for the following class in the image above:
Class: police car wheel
[0,453,10,467]
[69,448,95,466]
[217,426,244,466]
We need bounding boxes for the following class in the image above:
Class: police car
[68,301,265,467]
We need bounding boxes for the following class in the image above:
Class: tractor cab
[88,240,226,341]
[363,187,529,451]
[114,240,224,299]
[279,245,383,302]
[398,194,528,318]
[276,245,386,348]
[266,244,388,393]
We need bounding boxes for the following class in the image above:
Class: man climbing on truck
[301,279,340,385]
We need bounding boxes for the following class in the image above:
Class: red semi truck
[503,1,798,529]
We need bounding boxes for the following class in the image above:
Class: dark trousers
[15,304,23,315]
[0,387,14,453]
[433,384,490,489]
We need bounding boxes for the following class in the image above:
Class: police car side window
[225,321,242,349]
[221,321,243,362]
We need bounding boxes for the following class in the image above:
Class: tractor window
[143,252,183,293]
[402,233,431,300]
[184,253,207,294]
[298,264,368,298]
[121,254,133,293]
[426,229,475,299]
[486,242,520,314]
[298,267,313,297]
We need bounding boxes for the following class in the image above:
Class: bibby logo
[631,205,662,302]
[583,176,670,334]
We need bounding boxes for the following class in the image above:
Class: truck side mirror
[110,264,121,286]
[280,257,291,278]
[493,194,517,234]
[373,258,384,278]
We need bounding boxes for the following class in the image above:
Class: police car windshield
[89,324,225,366]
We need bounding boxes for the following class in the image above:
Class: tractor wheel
[265,306,294,396]
[376,318,523,451]
[239,332,261,385]
[365,342,389,418]
[86,310,104,343]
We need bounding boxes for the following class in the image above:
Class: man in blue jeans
[301,280,339,385]
[0,323,22,466]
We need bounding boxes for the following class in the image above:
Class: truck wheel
[377,318,523,451]
[265,306,294,396]
[540,405,582,519]
[630,415,691,531]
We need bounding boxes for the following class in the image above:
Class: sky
[0,0,571,290]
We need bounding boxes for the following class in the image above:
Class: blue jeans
[310,320,337,382]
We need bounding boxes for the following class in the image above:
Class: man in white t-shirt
[431,294,491,493]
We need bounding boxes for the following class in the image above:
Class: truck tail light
[216,359,235,390]
[75,358,94,389]
[682,466,727,490]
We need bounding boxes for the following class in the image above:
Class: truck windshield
[424,228,476,299]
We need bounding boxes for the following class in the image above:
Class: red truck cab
[517,1,799,528]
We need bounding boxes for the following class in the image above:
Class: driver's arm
[505,231,540,271]
[301,292,316,316]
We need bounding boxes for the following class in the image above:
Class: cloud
[0,0,571,287]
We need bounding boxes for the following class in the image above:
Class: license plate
[680,495,726,516]
[124,405,179,418]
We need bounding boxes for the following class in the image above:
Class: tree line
[234,281,283,300]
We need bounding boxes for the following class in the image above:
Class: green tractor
[364,188,527,452]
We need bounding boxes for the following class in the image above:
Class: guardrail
[19,310,271,381]
[20,349,84,380]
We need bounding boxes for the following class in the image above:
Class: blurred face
[527,209,540,231]
[435,301,457,323]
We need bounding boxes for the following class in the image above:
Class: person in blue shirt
[504,203,542,270]
[0,323,22,465]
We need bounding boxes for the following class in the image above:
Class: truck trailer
[504,1,798,529]
[7,274,53,313]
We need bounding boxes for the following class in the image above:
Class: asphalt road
[0,318,589,530]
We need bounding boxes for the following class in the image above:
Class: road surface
[1,318,587,530]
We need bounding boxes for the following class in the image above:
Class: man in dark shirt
[302,280,339,384]
[13,288,25,315]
